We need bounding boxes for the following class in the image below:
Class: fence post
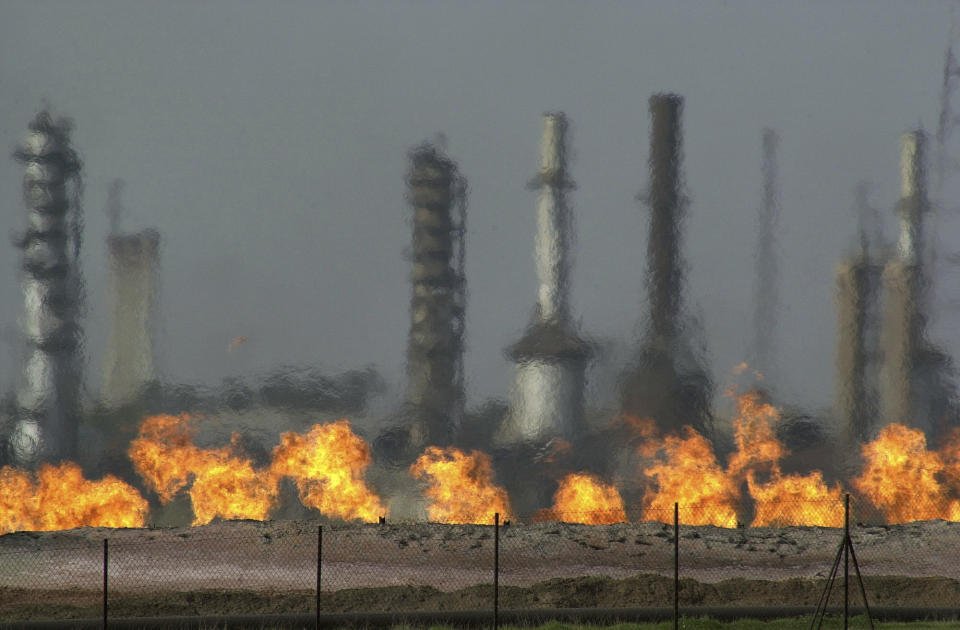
[844,494,849,630]
[317,524,322,629]
[674,502,679,630]
[494,512,499,630]
[102,538,108,630]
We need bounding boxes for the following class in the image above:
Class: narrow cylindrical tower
[9,111,83,464]
[533,113,572,324]
[752,128,780,380]
[619,94,713,438]
[647,94,684,345]
[500,112,590,445]
[405,144,466,449]
[880,131,928,429]
[835,249,881,443]
[101,229,160,407]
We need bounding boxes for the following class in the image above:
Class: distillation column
[500,112,590,444]
[405,144,466,449]
[8,112,84,464]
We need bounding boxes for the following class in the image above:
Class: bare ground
[1,518,959,620]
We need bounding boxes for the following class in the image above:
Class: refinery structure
[4,82,960,528]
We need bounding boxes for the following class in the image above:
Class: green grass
[388,620,960,630]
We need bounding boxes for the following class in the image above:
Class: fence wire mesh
[2,497,960,623]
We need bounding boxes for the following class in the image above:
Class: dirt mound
[3,574,960,620]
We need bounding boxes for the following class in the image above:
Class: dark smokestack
[404,143,466,449]
[646,94,684,344]
[752,128,780,380]
[619,94,713,438]
[8,110,84,465]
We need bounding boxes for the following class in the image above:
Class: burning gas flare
[410,447,512,524]
[641,425,740,527]
[129,413,278,525]
[637,390,844,527]
[271,420,385,522]
[533,472,626,524]
[853,423,960,523]
[0,462,147,534]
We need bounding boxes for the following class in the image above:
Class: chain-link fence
[3,498,960,626]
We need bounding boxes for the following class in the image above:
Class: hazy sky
[1,1,958,415]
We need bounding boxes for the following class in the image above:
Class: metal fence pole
[494,512,500,630]
[317,524,322,629]
[103,538,108,630]
[844,494,850,630]
[674,502,679,630]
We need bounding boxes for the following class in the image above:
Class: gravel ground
[1,518,959,619]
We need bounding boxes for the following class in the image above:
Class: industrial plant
[3,88,960,526]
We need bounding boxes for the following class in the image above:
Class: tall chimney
[101,229,160,406]
[752,128,780,380]
[646,95,684,345]
[880,131,928,429]
[8,111,84,465]
[835,251,879,442]
[500,112,590,445]
[405,143,466,449]
[620,94,713,438]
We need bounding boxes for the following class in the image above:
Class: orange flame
[0,462,147,534]
[637,390,844,527]
[727,392,785,478]
[129,414,278,525]
[410,447,512,524]
[270,420,385,522]
[641,427,740,527]
[534,472,626,524]
[729,391,843,526]
[748,472,843,527]
[853,423,951,523]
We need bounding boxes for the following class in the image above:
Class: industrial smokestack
[8,110,84,465]
[101,229,160,407]
[404,143,466,449]
[835,251,880,443]
[752,128,780,381]
[499,112,590,445]
[880,131,928,430]
[620,94,713,438]
[646,94,685,345]
[835,184,884,445]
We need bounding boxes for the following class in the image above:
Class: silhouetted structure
[620,94,713,438]
[752,128,780,382]
[404,143,466,449]
[8,111,84,464]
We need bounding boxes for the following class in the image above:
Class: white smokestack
[897,131,926,265]
[534,113,572,323]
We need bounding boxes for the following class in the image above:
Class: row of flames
[2,391,960,534]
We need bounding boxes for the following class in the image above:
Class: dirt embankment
[1,518,959,620]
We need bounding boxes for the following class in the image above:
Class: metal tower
[620,94,713,438]
[499,112,590,445]
[404,143,466,449]
[8,110,84,465]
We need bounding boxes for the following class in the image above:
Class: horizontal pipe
[3,606,960,630]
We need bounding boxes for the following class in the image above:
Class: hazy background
[0,1,957,417]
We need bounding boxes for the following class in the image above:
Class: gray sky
[1,1,957,415]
